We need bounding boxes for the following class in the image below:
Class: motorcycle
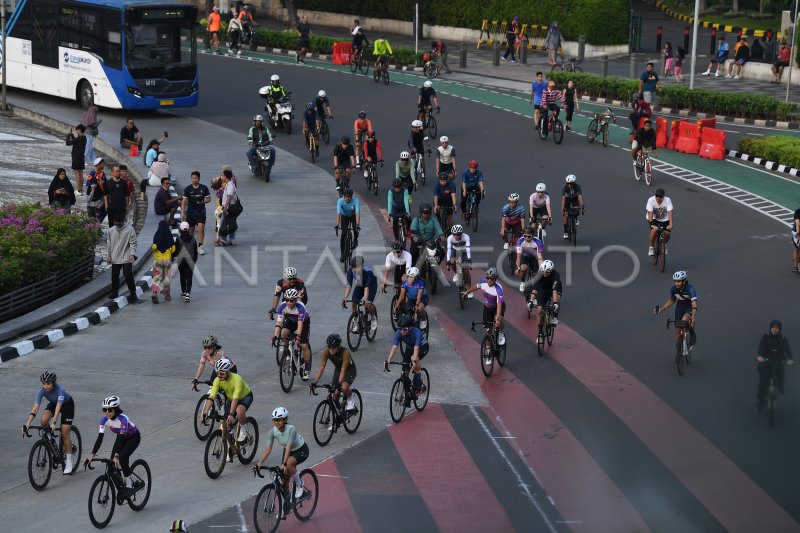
[259,87,294,134]
[252,142,273,182]
[241,23,259,51]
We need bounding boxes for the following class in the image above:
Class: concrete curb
[726,149,800,176]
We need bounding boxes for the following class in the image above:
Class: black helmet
[485,267,498,279]
[420,203,432,214]
[342,188,353,197]
[341,136,350,144]
[769,320,783,331]
[522,226,534,236]
[399,316,414,328]
[392,178,404,188]
[391,240,404,251]
[40,371,57,383]
[326,334,342,349]
[358,111,367,119]
[438,172,448,181]
[350,256,365,268]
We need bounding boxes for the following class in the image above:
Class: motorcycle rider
[264,74,289,124]
[247,115,275,172]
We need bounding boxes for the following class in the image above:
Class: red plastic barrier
[698,128,726,160]
[655,116,668,148]
[332,42,352,65]
[667,120,686,150]
[674,122,701,154]
[697,118,716,130]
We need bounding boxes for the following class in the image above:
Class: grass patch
[659,0,783,32]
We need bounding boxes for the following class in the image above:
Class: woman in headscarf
[150,220,176,303]
[545,21,562,66]
[147,153,171,188]
[48,168,76,210]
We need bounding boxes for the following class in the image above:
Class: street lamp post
[1,0,8,111]
[689,0,701,89]
[786,0,799,103]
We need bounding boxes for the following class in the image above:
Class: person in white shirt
[646,188,673,256]
[380,240,413,293]
[446,225,472,296]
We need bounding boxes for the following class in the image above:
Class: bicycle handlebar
[192,378,214,392]
[253,465,286,479]
[23,425,56,438]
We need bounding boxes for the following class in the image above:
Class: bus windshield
[125,8,195,79]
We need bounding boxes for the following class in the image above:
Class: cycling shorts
[290,442,309,465]
[332,366,357,386]
[674,303,693,321]
[337,160,353,170]
[351,281,378,303]
[649,219,670,229]
[401,342,429,363]
[406,294,429,306]
[224,391,253,414]
[482,302,506,324]
[531,206,549,222]
[45,398,75,425]
[520,254,539,270]
[438,162,454,175]
[282,317,311,342]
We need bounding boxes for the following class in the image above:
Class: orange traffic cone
[129,144,139,157]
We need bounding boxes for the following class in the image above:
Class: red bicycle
[537,106,564,144]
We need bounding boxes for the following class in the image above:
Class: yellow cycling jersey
[210,372,251,400]
[373,39,393,57]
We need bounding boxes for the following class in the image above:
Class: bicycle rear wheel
[427,115,438,139]
[389,294,400,331]
[644,158,653,186]
[389,378,408,423]
[414,368,430,411]
[346,312,363,351]
[204,429,227,479]
[471,204,479,232]
[344,389,363,434]
[350,54,359,73]
[321,121,330,144]
[279,352,295,393]
[675,342,686,376]
[28,440,52,491]
[236,417,259,464]
[634,158,643,182]
[602,125,609,147]
[194,394,216,441]
[537,329,545,356]
[553,119,564,144]
[253,483,282,533]
[127,459,152,511]
[550,63,563,73]
[383,69,390,85]
[480,336,494,377]
[587,119,598,143]
[570,215,577,246]
[88,475,116,528]
[293,469,319,521]
[312,400,334,446]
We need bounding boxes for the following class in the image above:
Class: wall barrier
[332,42,352,65]
[656,116,669,148]
[667,119,686,150]
[698,128,726,160]
[478,20,559,53]
[674,122,702,154]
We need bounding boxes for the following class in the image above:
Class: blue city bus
[2,0,199,109]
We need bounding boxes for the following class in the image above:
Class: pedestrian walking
[150,220,175,303]
[119,165,136,225]
[181,171,211,256]
[86,157,107,222]
[638,62,661,104]
[228,11,243,56]
[175,222,198,303]
[48,168,76,210]
[502,16,519,63]
[81,105,101,171]
[104,165,131,228]
[65,125,87,194]
[545,21,562,66]
[674,47,686,83]
[218,169,239,246]
[663,42,674,76]
[106,214,140,302]
[296,15,311,63]
[564,80,578,131]
[206,6,222,54]
[431,39,452,73]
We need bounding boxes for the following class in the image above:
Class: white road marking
[235,502,248,532]
[725,158,800,186]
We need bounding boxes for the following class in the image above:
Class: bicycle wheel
[294,469,319,521]
[383,69,390,85]
[342,232,353,271]
[309,137,316,163]
[573,66,584,73]
[427,264,438,295]
[658,235,666,273]
[389,378,408,423]
[350,54,359,73]
[279,351,295,393]
[675,342,686,376]
[602,125,609,147]
[236,417,259,464]
[390,294,399,330]
[497,342,507,367]
[458,280,466,310]
[550,63,563,73]
[538,117,548,140]
[480,336,494,377]
[587,119,599,143]
[88,475,116,528]
[366,311,377,342]
[27,440,52,491]
[346,312,363,351]
[66,426,83,469]
[204,429,227,479]
[553,119,564,145]
[570,215,577,246]
[424,63,434,78]
[321,121,330,144]
[546,321,555,346]
[537,329,545,356]
[275,340,284,367]
[427,115,438,139]
[127,459,152,511]
[362,56,370,75]
[414,368,430,411]
[312,400,334,446]
[471,204,479,232]
[644,157,653,186]
[768,391,776,427]
[253,483,282,533]
[344,389,363,434]
[373,66,380,83]
[194,394,215,441]
[633,158,643,182]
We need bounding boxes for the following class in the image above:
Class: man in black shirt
[755,320,794,411]
[296,15,311,63]
[119,117,143,150]
[792,208,800,273]
[104,165,131,229]
[631,119,657,165]
[181,171,211,255]
[333,137,356,190]
[530,259,562,331]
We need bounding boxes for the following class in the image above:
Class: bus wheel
[79,81,94,109]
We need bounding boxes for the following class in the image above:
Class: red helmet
[368,130,375,137]
[468,160,479,168]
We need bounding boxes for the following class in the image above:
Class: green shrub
[738,135,800,168]
[0,204,101,293]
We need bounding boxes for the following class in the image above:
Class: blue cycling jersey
[462,169,484,188]
[337,197,361,217]
[36,384,72,405]
[303,109,317,129]
[347,266,378,288]
[392,327,428,349]
[402,278,427,301]
[670,283,698,306]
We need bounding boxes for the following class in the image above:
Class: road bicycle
[345,299,378,351]
[651,223,668,273]
[389,293,430,338]
[504,228,519,274]
[448,256,469,310]
[762,360,787,427]
[310,382,363,446]
[391,212,410,246]
[530,213,549,242]
[464,189,480,231]
[335,166,351,197]
[349,48,370,75]
[411,147,430,186]
[587,108,615,147]
[422,106,438,140]
[253,465,318,533]
[373,56,391,84]
[666,319,693,376]
[203,411,259,479]
[634,149,654,186]
[192,378,228,441]
[85,456,151,529]
[384,361,430,423]
[551,57,583,73]
[565,206,581,246]
[472,321,507,377]
[436,205,454,235]
[536,302,557,356]
[419,238,440,295]
[335,224,356,271]
[319,115,331,145]
[272,336,306,393]
[305,130,318,163]
[520,266,535,318]
[364,159,381,195]
[24,424,83,491]
[538,106,564,144]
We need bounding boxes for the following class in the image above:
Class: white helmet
[411,120,423,128]
[283,267,297,279]
[317,90,326,98]
[541,260,554,273]
[272,406,288,419]
[440,136,449,143]
[508,193,520,202]
[270,74,280,82]
[451,225,464,235]
[565,174,577,183]
[215,358,233,372]
[407,267,420,278]
[535,183,546,192]
[102,396,121,409]
[284,288,300,300]
[253,114,264,122]
[400,151,410,159]
[673,270,687,281]
[423,80,433,88]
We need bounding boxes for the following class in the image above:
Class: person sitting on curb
[119,117,143,151]
[702,37,729,77]
[771,42,791,83]
[144,153,171,200]
[726,36,749,79]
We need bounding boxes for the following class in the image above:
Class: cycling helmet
[326,334,342,349]
[565,174,577,184]
[485,268,498,279]
[214,358,233,372]
[341,136,350,144]
[438,172,449,181]
[770,320,783,330]
[270,74,280,82]
[411,120,423,128]
[672,271,687,281]
[399,316,414,328]
[284,288,300,300]
[423,80,433,88]
[368,130,376,137]
[508,193,520,202]
[306,102,314,110]
[400,151,410,159]
[451,224,464,235]
[272,406,288,420]
[468,160,479,168]
[522,226,534,236]
[541,260,554,273]
[102,396,120,409]
[391,240,404,251]
[342,188,353,197]
[535,183,546,192]
[407,267,420,278]
[392,178,404,188]
[318,90,326,98]
[253,114,264,122]
[350,256,365,268]
[283,267,297,280]
[440,136,449,143]
[202,334,218,348]
[40,371,57,383]
[420,203,432,214]
[358,111,367,119]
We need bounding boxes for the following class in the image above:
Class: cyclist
[353,112,373,167]
[500,193,525,249]
[793,206,800,273]
[201,359,253,447]
[23,371,76,475]
[342,256,378,336]
[417,80,440,121]
[336,188,361,262]
[372,37,393,74]
[561,174,585,240]
[435,136,456,180]
[409,203,444,265]
[529,183,552,235]
[408,120,427,181]
[646,188,673,256]
[516,226,544,293]
[654,270,698,349]
[193,334,238,387]
[264,74,288,120]
[270,267,308,317]
[755,320,794,412]
[246,115,275,173]
[312,334,358,411]
[362,130,384,181]
[388,178,411,241]
[302,102,319,157]
[381,240,412,293]
[333,137,356,191]
[461,267,506,345]
[385,316,430,395]
[253,407,311,509]
[446,225,472,296]
[394,266,429,330]
[314,90,334,124]
[539,80,565,132]
[529,71,548,129]
[352,25,369,60]
[632,119,658,166]
[271,289,312,381]
[531,260,562,331]
[85,396,140,497]
[433,172,457,231]
[395,151,417,193]
[460,160,485,218]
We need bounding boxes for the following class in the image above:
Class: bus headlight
[127,86,142,98]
